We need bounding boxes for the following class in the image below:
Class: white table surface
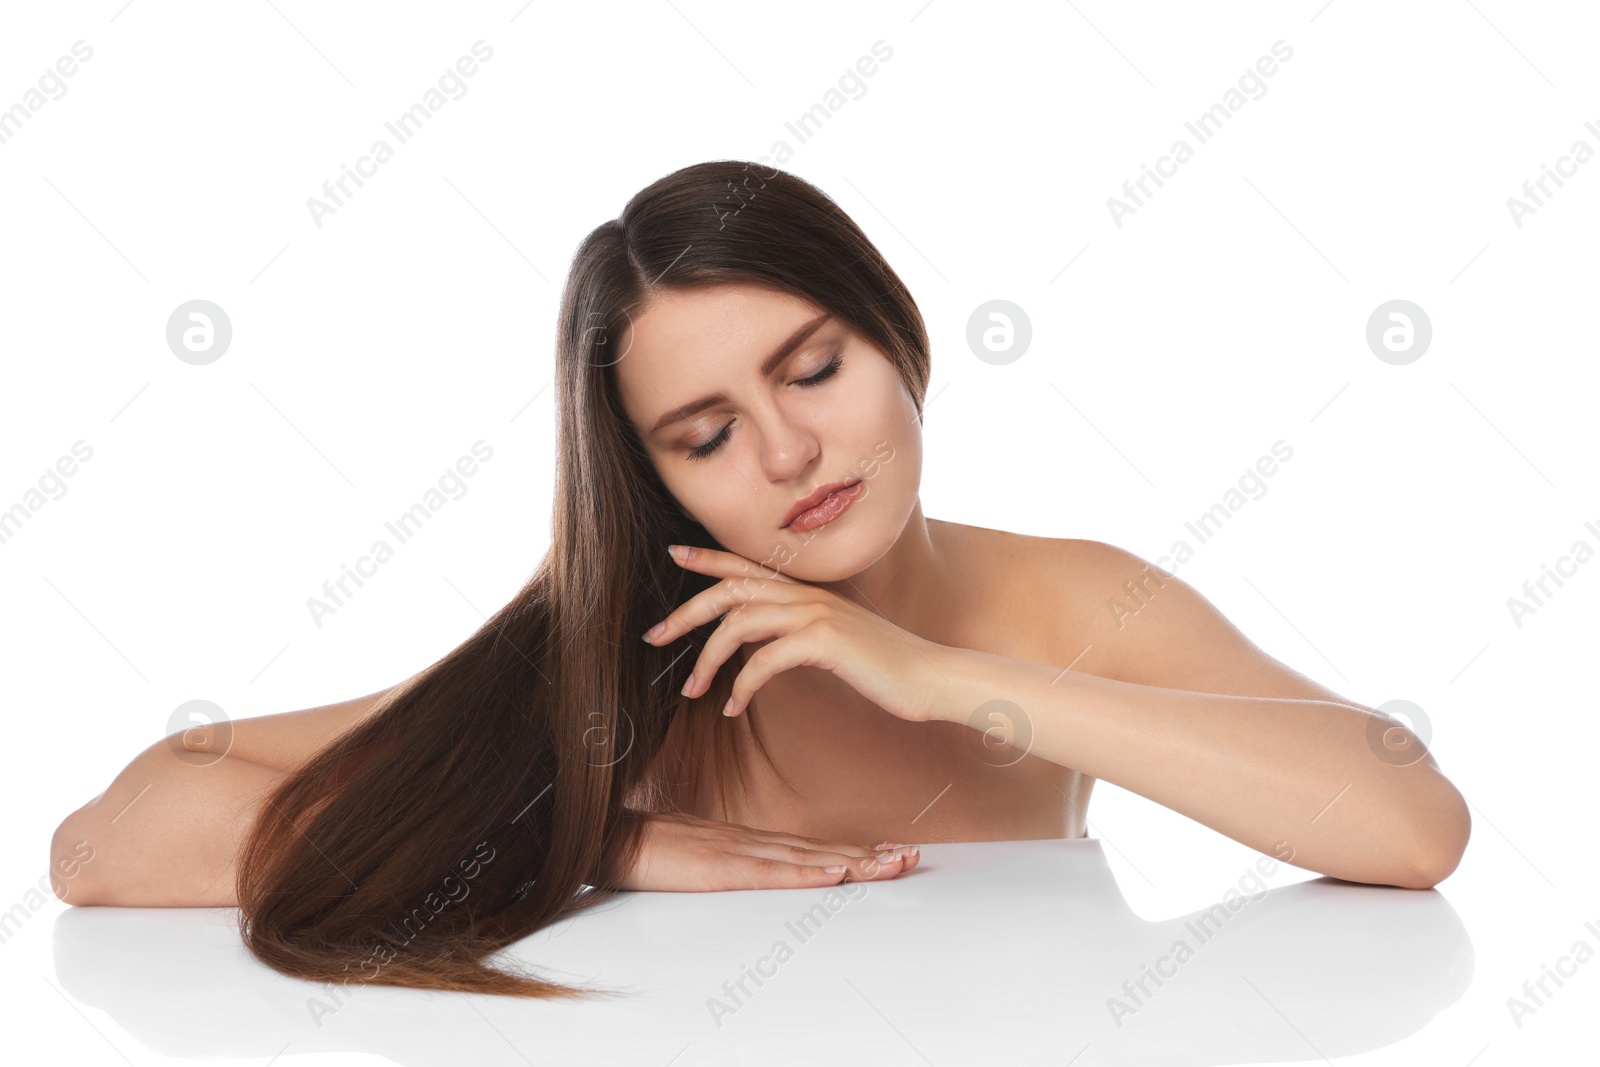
[15,836,1501,1066]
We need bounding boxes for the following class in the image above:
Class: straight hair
[235,160,931,998]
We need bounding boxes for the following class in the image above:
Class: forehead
[614,283,824,414]
[620,283,817,363]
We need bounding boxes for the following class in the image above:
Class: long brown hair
[235,160,932,998]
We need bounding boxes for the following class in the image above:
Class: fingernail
[644,623,665,642]
[823,865,845,874]
[873,841,901,850]
[907,845,920,857]
[667,544,689,562]
[681,674,695,696]
[874,848,902,863]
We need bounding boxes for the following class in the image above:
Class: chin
[774,556,860,583]
[714,472,910,578]
[782,512,898,582]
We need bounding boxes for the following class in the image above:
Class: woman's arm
[932,653,1467,888]
[926,541,1470,890]
[51,682,922,906]
[51,747,292,907]
[49,686,398,907]
[645,539,1468,888]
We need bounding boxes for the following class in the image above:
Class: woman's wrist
[592,808,646,888]
[924,642,1064,728]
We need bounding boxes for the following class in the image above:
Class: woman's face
[613,282,923,582]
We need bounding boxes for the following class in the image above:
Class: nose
[751,396,820,482]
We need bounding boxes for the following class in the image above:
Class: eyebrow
[649,312,834,434]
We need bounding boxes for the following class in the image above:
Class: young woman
[50,160,1469,1001]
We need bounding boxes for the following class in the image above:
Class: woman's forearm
[51,743,291,907]
[928,645,1470,889]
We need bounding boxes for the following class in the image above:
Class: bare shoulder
[936,524,1367,707]
[934,520,1116,615]
[928,520,1121,675]
[930,517,1078,567]
[1021,534,1371,707]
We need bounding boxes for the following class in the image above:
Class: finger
[667,544,800,585]
[717,826,891,863]
[718,852,858,891]
[645,569,801,647]
[706,835,918,888]
[709,826,916,878]
[695,818,902,867]
[717,835,886,869]
[724,628,828,717]
[843,847,914,882]
[682,602,816,699]
[754,831,883,861]
[730,847,910,888]
[865,838,923,867]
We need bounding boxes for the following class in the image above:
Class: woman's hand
[598,811,921,892]
[643,544,957,723]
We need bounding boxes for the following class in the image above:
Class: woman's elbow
[1400,780,1472,889]
[48,810,103,906]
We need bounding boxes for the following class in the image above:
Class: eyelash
[685,352,844,461]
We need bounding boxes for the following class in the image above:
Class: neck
[815,498,948,633]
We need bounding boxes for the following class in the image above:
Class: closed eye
[685,352,844,461]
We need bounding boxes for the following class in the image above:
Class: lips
[781,479,862,529]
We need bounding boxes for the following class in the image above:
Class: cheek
[815,381,895,460]
[664,470,732,530]
[650,465,698,521]
[856,376,919,463]
[866,371,920,439]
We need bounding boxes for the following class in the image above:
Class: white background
[2,1,1596,1064]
